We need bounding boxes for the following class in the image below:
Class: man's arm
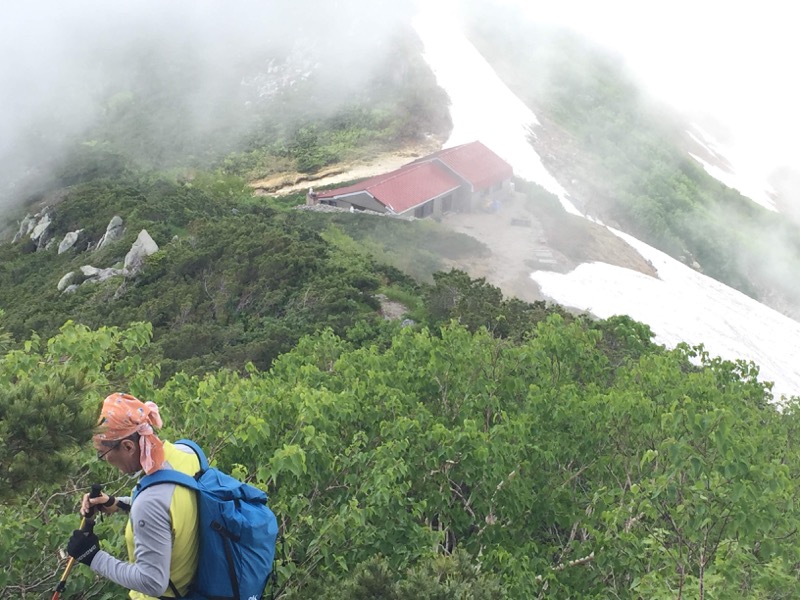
[90,484,174,597]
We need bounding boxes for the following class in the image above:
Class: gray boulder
[30,212,52,243]
[57,271,77,292]
[80,264,123,283]
[124,229,159,276]
[12,214,36,243]
[22,214,37,236]
[96,216,124,250]
[58,229,84,254]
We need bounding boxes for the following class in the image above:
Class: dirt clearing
[250,137,445,196]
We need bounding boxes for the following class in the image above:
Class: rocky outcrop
[96,216,124,250]
[58,229,84,254]
[8,210,165,294]
[30,212,52,246]
[80,265,124,283]
[12,214,37,243]
[58,265,122,294]
[13,210,53,250]
[57,229,161,293]
[123,229,159,275]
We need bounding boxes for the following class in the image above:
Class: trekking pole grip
[51,484,103,600]
[84,484,103,525]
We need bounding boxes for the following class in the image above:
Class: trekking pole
[51,484,102,600]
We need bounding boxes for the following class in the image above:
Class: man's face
[96,438,141,474]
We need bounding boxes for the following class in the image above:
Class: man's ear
[121,439,138,454]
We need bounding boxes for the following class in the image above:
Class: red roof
[316,161,461,214]
[315,140,512,213]
[419,141,513,191]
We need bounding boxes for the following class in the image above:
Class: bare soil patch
[376,294,410,320]
[440,194,559,303]
[439,192,656,305]
[250,137,445,196]
[540,213,658,277]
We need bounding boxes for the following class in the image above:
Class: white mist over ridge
[687,126,778,212]
[504,0,799,213]
[414,3,800,400]
[0,0,417,216]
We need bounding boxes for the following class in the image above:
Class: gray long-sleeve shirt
[90,446,195,597]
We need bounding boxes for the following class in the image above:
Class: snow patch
[532,229,800,400]
[414,5,800,400]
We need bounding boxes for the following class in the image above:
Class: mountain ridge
[2,2,799,399]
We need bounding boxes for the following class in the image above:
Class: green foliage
[306,215,488,284]
[285,551,505,600]
[0,310,11,355]
[2,305,798,598]
[3,11,800,597]
[47,172,235,245]
[426,269,503,331]
[0,187,401,379]
[425,268,571,339]
[0,320,156,502]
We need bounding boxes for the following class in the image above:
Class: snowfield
[413,5,800,401]
[533,230,800,400]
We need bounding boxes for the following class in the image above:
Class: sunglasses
[96,439,123,460]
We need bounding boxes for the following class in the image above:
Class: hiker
[66,393,200,599]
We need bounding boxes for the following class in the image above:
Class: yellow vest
[126,441,200,600]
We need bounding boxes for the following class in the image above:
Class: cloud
[0,0,417,220]
[510,0,799,178]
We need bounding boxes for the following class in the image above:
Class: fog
[508,0,800,199]
[476,0,800,328]
[4,0,795,220]
[0,0,416,220]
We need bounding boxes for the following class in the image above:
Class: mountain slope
[413,3,800,400]
[2,2,797,401]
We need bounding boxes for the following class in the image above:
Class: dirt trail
[250,138,444,196]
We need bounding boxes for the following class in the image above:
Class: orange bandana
[93,393,165,474]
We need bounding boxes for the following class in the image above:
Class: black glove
[67,529,100,566]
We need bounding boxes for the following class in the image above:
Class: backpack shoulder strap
[135,468,200,500]
[175,438,209,471]
[133,440,209,501]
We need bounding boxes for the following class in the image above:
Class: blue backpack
[134,439,279,600]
